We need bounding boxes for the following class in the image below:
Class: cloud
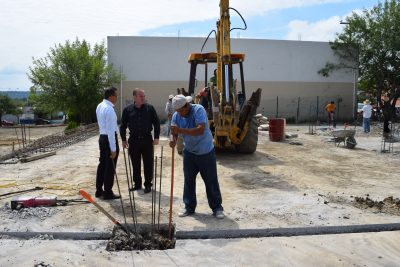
[285,17,343,42]
[285,9,363,42]
[0,0,347,89]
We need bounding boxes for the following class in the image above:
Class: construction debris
[0,123,98,164]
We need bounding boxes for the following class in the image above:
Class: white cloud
[286,16,343,42]
[0,0,347,89]
[285,9,363,42]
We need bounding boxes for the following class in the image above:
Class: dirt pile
[354,195,400,215]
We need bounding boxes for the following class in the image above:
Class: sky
[0,0,379,91]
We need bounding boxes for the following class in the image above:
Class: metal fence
[258,95,353,123]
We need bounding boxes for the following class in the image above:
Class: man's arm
[105,109,117,153]
[171,123,205,136]
[151,105,160,145]
[171,107,206,137]
[119,108,128,148]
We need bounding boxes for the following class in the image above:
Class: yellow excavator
[187,0,262,153]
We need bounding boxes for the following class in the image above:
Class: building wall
[108,36,355,122]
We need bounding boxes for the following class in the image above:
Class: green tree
[0,94,17,122]
[28,38,120,124]
[319,0,400,129]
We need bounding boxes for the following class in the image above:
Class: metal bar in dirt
[122,148,137,233]
[169,146,175,240]
[0,186,43,198]
[111,157,128,229]
[127,152,138,227]
[158,146,163,231]
[153,156,158,230]
[14,127,20,150]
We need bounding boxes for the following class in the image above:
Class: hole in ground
[106,223,176,251]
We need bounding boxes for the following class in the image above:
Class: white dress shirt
[96,99,118,152]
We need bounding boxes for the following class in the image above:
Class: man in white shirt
[95,87,120,200]
[362,99,373,133]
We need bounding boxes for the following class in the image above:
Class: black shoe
[143,187,151,194]
[95,190,103,198]
[103,193,121,200]
[129,185,142,192]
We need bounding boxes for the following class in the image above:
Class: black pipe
[3,223,400,241]
[0,232,111,240]
[175,223,400,240]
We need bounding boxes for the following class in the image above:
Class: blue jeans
[182,148,223,214]
[363,117,370,133]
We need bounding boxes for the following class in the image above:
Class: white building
[108,36,355,122]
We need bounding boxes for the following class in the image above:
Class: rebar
[111,156,128,233]
[157,146,163,231]
[1,123,98,163]
[127,152,138,227]
[122,148,137,233]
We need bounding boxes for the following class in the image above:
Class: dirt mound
[353,196,400,216]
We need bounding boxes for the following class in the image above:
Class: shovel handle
[79,189,95,203]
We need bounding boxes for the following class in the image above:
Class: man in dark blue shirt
[120,88,160,193]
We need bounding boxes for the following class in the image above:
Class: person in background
[120,88,160,194]
[210,69,217,86]
[325,101,336,128]
[169,94,224,219]
[95,87,120,200]
[165,94,174,136]
[362,99,373,133]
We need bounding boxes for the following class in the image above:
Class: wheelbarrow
[331,129,357,149]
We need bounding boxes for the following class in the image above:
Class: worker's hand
[169,140,176,148]
[110,151,117,159]
[171,126,180,135]
[122,141,128,149]
[153,139,159,145]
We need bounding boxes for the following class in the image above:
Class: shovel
[79,189,131,236]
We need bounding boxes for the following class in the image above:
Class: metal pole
[120,65,123,119]
[122,148,137,233]
[111,156,128,230]
[127,152,138,227]
[352,68,357,122]
[296,97,300,124]
[158,146,163,231]
[168,147,175,240]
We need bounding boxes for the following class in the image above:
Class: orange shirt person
[325,101,336,128]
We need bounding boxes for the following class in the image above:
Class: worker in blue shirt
[169,94,224,219]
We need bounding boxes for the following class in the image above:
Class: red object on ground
[269,118,286,142]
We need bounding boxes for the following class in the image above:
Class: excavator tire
[235,117,258,154]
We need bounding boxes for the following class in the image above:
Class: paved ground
[0,124,399,266]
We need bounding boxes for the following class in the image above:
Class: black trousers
[96,134,119,194]
[128,136,154,188]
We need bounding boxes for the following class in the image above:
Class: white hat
[172,94,192,110]
[168,94,174,100]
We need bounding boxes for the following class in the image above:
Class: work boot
[214,210,225,219]
[129,185,142,191]
[178,208,194,217]
[143,186,151,194]
[95,190,103,198]
[103,192,121,200]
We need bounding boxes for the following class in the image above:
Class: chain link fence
[258,95,353,123]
